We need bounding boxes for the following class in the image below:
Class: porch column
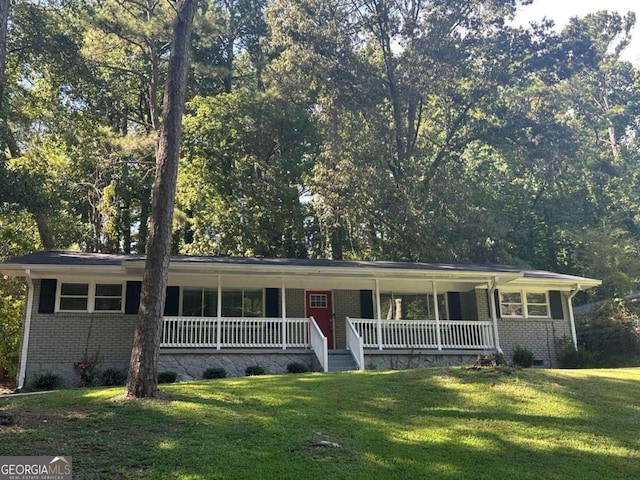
[433,281,442,350]
[281,277,287,350]
[375,278,383,350]
[216,275,222,350]
[488,277,502,353]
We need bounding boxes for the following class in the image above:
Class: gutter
[17,269,34,391]
[568,284,581,350]
[488,276,503,353]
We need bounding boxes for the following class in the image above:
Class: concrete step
[328,350,358,372]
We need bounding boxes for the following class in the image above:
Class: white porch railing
[346,318,365,370]
[161,317,309,349]
[161,317,494,359]
[349,319,495,350]
[309,316,328,372]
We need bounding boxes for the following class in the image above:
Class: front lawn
[1,367,639,479]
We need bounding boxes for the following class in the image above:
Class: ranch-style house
[0,251,601,389]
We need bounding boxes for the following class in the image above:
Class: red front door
[306,290,333,349]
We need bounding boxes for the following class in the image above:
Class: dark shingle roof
[0,251,600,285]
[3,251,143,266]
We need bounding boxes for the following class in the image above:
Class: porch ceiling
[165,271,491,292]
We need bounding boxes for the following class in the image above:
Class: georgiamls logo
[0,455,73,479]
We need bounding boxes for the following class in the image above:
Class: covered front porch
[160,316,497,372]
[153,260,506,372]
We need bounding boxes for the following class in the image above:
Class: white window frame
[500,290,550,319]
[56,281,125,313]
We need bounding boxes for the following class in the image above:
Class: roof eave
[0,264,126,277]
[505,276,602,290]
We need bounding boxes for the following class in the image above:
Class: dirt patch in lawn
[0,406,89,433]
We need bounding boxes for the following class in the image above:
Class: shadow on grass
[0,368,639,479]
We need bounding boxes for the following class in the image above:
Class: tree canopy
[1,0,639,304]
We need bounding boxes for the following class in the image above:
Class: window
[499,291,523,317]
[380,293,448,320]
[94,284,123,311]
[500,291,549,318]
[221,289,263,318]
[182,288,217,317]
[59,283,89,311]
[525,292,549,317]
[57,282,123,312]
[309,294,328,308]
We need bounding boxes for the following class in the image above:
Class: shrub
[73,351,101,387]
[557,341,597,369]
[100,368,127,386]
[32,372,63,391]
[158,371,178,384]
[512,345,535,368]
[286,362,308,374]
[245,365,266,376]
[203,367,227,379]
[576,300,640,358]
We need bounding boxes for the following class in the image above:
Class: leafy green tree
[576,299,640,360]
[0,208,40,381]
[178,92,317,257]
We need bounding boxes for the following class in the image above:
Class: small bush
[512,345,535,368]
[32,372,63,391]
[557,340,597,368]
[100,368,127,386]
[286,362,308,374]
[73,351,101,387]
[245,365,266,376]
[158,371,178,384]
[203,367,227,379]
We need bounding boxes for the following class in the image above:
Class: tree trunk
[137,189,150,254]
[34,213,55,250]
[126,0,197,399]
[0,0,9,159]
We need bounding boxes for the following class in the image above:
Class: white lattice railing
[349,319,495,350]
[161,317,309,349]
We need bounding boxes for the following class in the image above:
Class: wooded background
[1,1,640,375]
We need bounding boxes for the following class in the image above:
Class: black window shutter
[163,286,180,316]
[265,288,279,318]
[447,292,462,320]
[38,279,57,314]
[125,281,142,314]
[493,289,501,318]
[549,291,564,319]
[360,290,374,319]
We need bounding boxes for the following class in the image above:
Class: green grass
[1,367,640,479]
